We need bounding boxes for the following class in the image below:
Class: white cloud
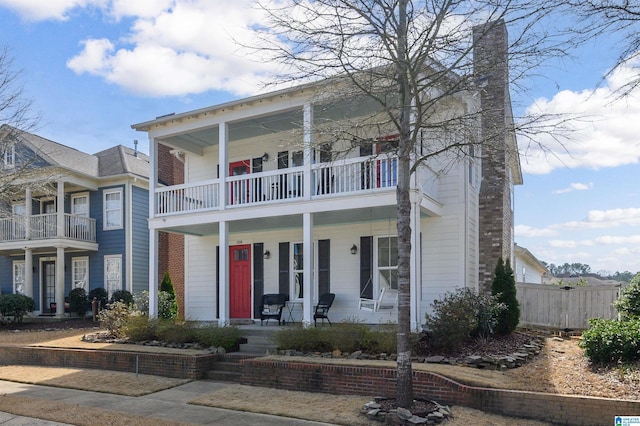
[514,224,557,238]
[65,0,280,97]
[552,182,593,194]
[0,0,105,21]
[520,61,640,175]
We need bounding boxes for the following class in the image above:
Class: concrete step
[204,370,241,382]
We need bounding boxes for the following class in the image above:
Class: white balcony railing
[156,179,220,215]
[153,155,401,216]
[0,213,96,243]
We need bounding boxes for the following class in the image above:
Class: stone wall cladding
[474,20,514,293]
[241,358,639,426]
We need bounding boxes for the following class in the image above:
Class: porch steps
[204,326,281,382]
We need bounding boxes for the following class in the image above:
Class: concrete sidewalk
[0,379,335,425]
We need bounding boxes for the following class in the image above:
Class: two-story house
[133,22,520,330]
[0,125,149,316]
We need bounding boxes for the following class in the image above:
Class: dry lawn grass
[0,365,190,396]
[0,395,189,426]
[191,384,552,426]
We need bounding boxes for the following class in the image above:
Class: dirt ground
[0,321,636,425]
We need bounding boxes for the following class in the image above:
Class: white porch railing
[64,214,96,242]
[156,179,220,215]
[153,155,401,216]
[0,213,96,243]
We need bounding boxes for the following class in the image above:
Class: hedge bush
[425,287,505,351]
[110,289,134,306]
[0,294,35,323]
[88,287,108,310]
[69,288,89,318]
[274,321,398,354]
[580,318,640,364]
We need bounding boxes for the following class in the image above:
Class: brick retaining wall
[241,358,640,426]
[0,346,216,379]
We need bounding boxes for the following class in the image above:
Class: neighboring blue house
[0,125,149,316]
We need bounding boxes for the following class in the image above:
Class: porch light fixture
[350,244,358,255]
[262,152,269,162]
[263,250,271,259]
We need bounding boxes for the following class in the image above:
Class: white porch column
[25,188,31,239]
[218,122,228,210]
[149,230,159,317]
[24,248,33,298]
[302,212,315,325]
[55,246,65,316]
[56,181,64,237]
[303,103,313,200]
[148,138,158,317]
[409,187,422,332]
[218,220,229,326]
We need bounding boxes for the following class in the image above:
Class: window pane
[379,270,398,290]
[378,237,390,267]
[390,237,398,267]
[73,196,88,216]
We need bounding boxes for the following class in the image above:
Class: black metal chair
[259,293,288,325]
[313,293,336,326]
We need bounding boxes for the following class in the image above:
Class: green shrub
[614,273,640,319]
[88,288,108,310]
[491,257,520,335]
[110,289,134,306]
[580,318,640,364]
[160,272,179,319]
[194,325,242,350]
[155,320,199,344]
[68,288,89,318]
[0,294,35,323]
[274,324,332,352]
[130,290,178,319]
[425,287,505,351]
[98,301,136,338]
[274,321,399,354]
[158,291,178,320]
[121,315,157,341]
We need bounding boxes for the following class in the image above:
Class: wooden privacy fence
[515,283,623,330]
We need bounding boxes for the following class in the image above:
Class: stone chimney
[473,20,521,293]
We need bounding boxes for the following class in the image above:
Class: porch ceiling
[159,109,303,153]
[158,206,401,237]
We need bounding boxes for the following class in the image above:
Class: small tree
[614,273,640,319]
[88,287,108,311]
[491,257,520,334]
[109,289,134,306]
[159,272,178,319]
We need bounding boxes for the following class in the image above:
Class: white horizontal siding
[184,235,217,321]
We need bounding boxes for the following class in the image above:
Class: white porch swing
[358,277,397,312]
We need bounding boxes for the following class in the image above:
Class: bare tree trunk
[395,0,413,409]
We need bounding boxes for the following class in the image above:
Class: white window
[72,193,89,217]
[72,257,89,290]
[3,144,15,168]
[377,236,398,291]
[292,242,303,299]
[103,189,122,230]
[104,255,122,297]
[13,261,25,295]
[12,204,25,216]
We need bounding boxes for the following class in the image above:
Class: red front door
[229,160,250,204]
[230,244,252,318]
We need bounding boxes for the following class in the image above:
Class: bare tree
[254,0,565,409]
[0,47,55,212]
[564,0,640,96]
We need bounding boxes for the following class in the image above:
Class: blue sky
[1,1,639,275]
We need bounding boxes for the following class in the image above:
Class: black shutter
[215,246,220,319]
[278,242,290,297]
[253,243,264,319]
[318,239,330,295]
[360,236,373,299]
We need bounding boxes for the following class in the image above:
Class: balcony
[154,154,437,217]
[0,213,97,243]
